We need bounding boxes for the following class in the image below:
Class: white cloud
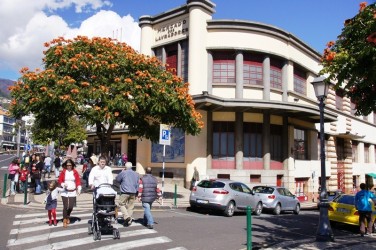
[0,0,140,79]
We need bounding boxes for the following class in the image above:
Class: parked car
[252,186,300,215]
[328,194,376,231]
[189,179,263,217]
[317,190,343,208]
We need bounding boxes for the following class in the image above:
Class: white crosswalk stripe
[7,211,185,250]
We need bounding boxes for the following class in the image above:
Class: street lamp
[311,76,334,242]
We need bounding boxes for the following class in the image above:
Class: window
[213,122,235,159]
[293,66,306,95]
[270,125,283,162]
[336,137,345,161]
[243,53,263,86]
[250,175,261,183]
[270,58,282,90]
[364,143,370,163]
[335,89,344,111]
[213,51,235,83]
[352,141,358,162]
[165,44,177,75]
[243,122,262,159]
[294,128,307,160]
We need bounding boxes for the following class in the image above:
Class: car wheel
[253,202,263,216]
[273,203,281,215]
[224,201,235,217]
[293,204,300,215]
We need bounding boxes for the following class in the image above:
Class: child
[44,180,60,226]
[19,165,29,193]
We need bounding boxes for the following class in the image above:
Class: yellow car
[328,194,376,231]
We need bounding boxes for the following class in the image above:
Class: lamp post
[311,76,334,242]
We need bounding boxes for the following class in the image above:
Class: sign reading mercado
[154,17,189,44]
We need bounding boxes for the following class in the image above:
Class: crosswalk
[7,210,187,250]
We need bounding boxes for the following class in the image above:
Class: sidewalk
[1,165,191,210]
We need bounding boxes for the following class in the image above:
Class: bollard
[247,206,252,250]
[174,184,177,207]
[24,179,28,205]
[3,173,8,198]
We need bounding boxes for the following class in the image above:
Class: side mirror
[250,190,255,195]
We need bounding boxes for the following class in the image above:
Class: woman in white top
[58,159,82,228]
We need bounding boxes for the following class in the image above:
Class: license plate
[337,208,350,213]
[197,199,209,204]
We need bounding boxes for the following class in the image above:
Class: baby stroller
[88,183,120,240]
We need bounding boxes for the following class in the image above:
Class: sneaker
[146,224,153,229]
[124,217,131,226]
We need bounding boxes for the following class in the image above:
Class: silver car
[252,186,300,215]
[189,179,263,217]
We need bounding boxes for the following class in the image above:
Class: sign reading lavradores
[154,16,189,45]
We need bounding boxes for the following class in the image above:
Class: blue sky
[0,0,364,81]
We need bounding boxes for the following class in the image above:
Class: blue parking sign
[159,124,171,145]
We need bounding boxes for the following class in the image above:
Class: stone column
[207,52,213,94]
[235,112,243,170]
[206,111,213,169]
[235,51,243,99]
[263,55,271,101]
[263,111,270,170]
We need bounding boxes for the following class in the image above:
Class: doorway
[128,139,137,166]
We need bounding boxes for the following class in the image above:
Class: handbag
[32,170,41,179]
[8,173,15,180]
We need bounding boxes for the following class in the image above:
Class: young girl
[19,164,29,193]
[8,157,20,195]
[44,180,60,226]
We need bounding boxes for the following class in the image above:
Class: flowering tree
[10,36,203,155]
[321,2,376,116]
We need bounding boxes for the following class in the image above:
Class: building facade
[0,108,26,150]
[87,0,376,200]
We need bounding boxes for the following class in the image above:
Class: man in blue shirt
[355,183,376,236]
[116,162,139,226]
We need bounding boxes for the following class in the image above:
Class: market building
[87,0,376,200]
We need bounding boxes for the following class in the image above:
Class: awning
[328,132,365,140]
[366,173,376,178]
[2,143,14,147]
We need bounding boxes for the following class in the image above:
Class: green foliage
[320,3,376,115]
[9,36,202,154]
[30,116,87,147]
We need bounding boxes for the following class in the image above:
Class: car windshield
[334,195,354,205]
[253,186,274,194]
[197,180,225,188]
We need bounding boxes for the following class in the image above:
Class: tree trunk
[96,122,115,161]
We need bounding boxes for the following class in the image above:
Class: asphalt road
[0,202,366,250]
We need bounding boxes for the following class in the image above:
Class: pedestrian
[19,164,29,193]
[31,155,43,194]
[137,167,162,229]
[88,156,113,189]
[121,153,128,166]
[58,159,82,228]
[53,153,61,178]
[44,155,52,178]
[8,157,20,195]
[82,156,96,188]
[116,162,139,226]
[44,180,60,226]
[191,166,200,190]
[355,183,376,237]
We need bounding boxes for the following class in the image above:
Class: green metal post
[24,179,28,205]
[174,183,177,207]
[247,206,252,250]
[2,173,8,198]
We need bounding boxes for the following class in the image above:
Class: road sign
[159,124,171,146]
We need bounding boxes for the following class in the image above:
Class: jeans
[44,165,51,177]
[10,181,16,194]
[142,202,154,226]
[35,179,41,194]
[55,167,60,178]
